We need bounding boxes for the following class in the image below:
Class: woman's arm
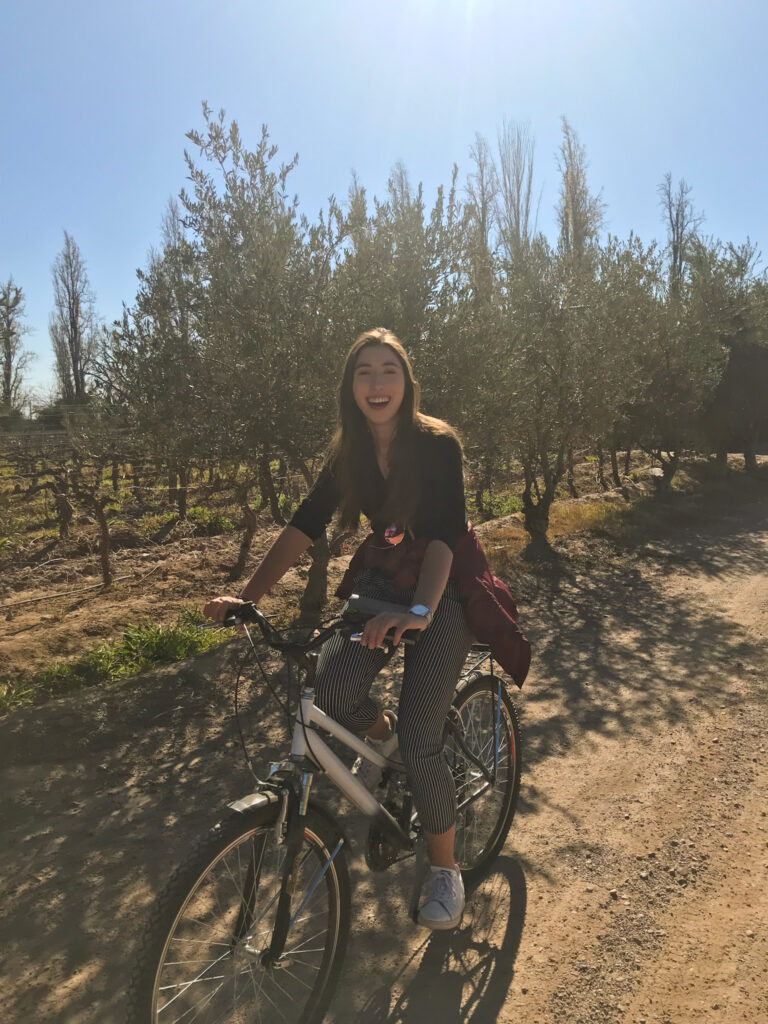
[412,539,453,612]
[205,460,339,622]
[360,539,453,649]
[203,525,312,621]
[238,525,313,602]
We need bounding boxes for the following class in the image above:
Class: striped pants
[315,570,472,835]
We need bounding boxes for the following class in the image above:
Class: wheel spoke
[448,680,520,874]
[138,814,347,1024]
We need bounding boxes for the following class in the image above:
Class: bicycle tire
[127,803,351,1024]
[447,672,521,885]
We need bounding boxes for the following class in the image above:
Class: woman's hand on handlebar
[203,596,246,623]
[361,611,428,649]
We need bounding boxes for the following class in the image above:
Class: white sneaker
[417,866,465,930]
[352,710,399,791]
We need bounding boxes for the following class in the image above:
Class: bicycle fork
[262,771,344,968]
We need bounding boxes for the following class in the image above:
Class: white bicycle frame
[228,682,414,851]
[289,688,399,819]
[283,646,498,822]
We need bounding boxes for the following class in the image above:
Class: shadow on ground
[328,856,526,1023]
[0,489,766,1023]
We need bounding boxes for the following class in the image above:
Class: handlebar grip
[222,602,263,628]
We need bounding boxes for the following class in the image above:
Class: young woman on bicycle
[205,327,518,929]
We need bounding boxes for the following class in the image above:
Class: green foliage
[136,510,178,537]
[278,493,293,520]
[186,503,235,535]
[13,109,768,555]
[467,490,523,519]
[0,609,232,714]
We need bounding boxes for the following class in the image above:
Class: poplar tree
[0,278,32,416]
[49,232,98,400]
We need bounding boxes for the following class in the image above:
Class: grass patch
[0,609,233,715]
[548,500,623,538]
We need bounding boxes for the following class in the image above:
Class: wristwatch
[409,603,433,626]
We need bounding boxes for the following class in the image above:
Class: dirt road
[1,489,766,1024]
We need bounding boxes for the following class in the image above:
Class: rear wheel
[446,673,521,885]
[127,804,351,1024]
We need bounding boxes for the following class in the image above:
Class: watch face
[410,604,430,617]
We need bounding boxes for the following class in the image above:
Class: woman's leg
[314,570,396,733]
[314,631,391,733]
[397,583,472,867]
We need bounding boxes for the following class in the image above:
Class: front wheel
[127,803,351,1024]
[446,673,522,885]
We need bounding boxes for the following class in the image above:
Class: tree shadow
[521,535,559,564]
[513,495,768,777]
[0,494,767,1023]
[328,856,526,1023]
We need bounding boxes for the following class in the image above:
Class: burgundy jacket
[335,525,531,688]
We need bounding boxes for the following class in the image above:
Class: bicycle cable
[233,627,293,783]
[233,617,342,779]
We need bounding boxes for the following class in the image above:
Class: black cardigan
[289,431,467,551]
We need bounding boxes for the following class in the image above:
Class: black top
[289,430,467,551]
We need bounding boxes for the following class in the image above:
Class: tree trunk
[230,483,259,580]
[566,446,578,498]
[610,446,621,488]
[744,443,758,475]
[522,496,550,540]
[93,497,112,586]
[291,456,314,491]
[595,444,609,491]
[521,464,552,546]
[475,488,486,518]
[624,447,632,476]
[168,467,178,507]
[71,454,83,491]
[654,451,679,494]
[298,531,330,625]
[54,491,73,539]
[258,454,285,525]
[111,459,120,492]
[177,465,188,519]
[716,448,728,467]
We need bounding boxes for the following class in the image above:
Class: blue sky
[2,0,767,396]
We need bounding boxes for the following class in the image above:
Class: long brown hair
[329,328,460,531]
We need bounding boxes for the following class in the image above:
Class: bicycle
[127,593,522,1024]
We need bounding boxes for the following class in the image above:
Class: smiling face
[351,343,406,428]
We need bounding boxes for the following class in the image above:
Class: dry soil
[1,486,767,1024]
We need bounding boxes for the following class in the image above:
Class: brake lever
[349,632,389,651]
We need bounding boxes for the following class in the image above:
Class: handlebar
[219,593,422,655]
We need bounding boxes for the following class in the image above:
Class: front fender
[228,789,351,850]
[227,789,281,814]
